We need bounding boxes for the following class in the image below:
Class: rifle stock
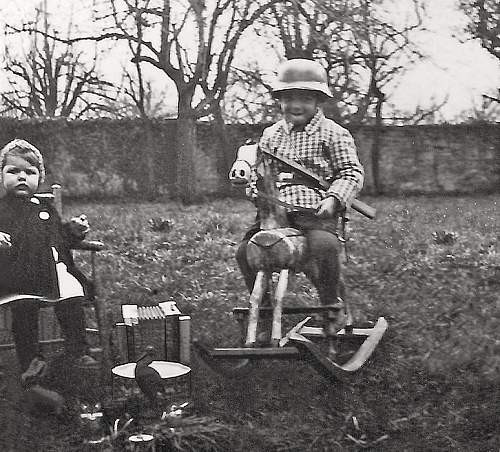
[350,199,376,219]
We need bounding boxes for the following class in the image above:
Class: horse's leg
[245,270,267,347]
[271,269,289,347]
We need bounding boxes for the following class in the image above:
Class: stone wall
[0,118,497,199]
[354,123,499,194]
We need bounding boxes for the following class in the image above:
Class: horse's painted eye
[239,170,245,177]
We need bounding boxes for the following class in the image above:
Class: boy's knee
[307,230,341,257]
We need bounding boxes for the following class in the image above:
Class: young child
[0,139,97,379]
[236,59,365,329]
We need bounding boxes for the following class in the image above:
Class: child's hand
[0,232,12,249]
[67,214,90,240]
[316,196,340,219]
[245,186,258,199]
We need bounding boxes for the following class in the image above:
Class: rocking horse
[194,143,387,381]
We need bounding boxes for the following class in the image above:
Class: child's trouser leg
[304,229,344,305]
[55,297,87,357]
[11,299,40,372]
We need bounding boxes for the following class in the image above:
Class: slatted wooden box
[113,302,190,365]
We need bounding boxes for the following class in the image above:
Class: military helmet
[272,58,332,98]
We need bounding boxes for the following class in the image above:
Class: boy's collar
[282,109,324,135]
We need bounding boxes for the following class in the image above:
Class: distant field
[1,194,498,451]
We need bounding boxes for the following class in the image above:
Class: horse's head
[228,142,258,187]
[229,140,288,229]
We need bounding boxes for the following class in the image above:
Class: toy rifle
[260,148,376,219]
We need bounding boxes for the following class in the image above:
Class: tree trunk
[371,93,384,194]
[211,107,232,196]
[144,120,157,200]
[175,108,198,204]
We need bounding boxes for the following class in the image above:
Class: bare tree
[230,0,425,193]
[459,0,500,104]
[339,0,425,193]
[1,2,117,119]
[79,0,284,201]
[385,95,450,125]
[261,0,425,124]
[112,75,174,118]
[224,0,428,130]
[223,64,279,124]
[460,0,500,60]
[107,1,174,120]
[11,0,284,201]
[110,0,170,119]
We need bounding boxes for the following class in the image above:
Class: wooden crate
[114,303,190,365]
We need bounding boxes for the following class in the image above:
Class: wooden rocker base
[194,317,387,381]
[291,316,388,381]
[193,341,253,377]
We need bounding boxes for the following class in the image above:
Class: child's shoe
[21,356,48,387]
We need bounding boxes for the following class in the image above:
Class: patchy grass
[1,194,499,451]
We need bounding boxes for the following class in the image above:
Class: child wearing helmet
[236,59,365,327]
[0,139,98,380]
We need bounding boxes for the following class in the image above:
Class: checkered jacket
[254,109,364,210]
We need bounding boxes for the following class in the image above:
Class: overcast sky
[1,0,499,121]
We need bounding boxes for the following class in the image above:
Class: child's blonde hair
[0,139,46,183]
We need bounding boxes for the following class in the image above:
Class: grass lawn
[1,194,499,451]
